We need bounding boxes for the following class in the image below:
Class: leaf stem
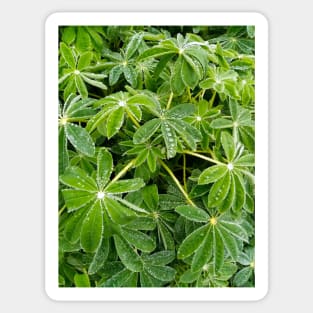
[183,154,187,191]
[58,204,66,216]
[208,90,216,109]
[183,150,224,165]
[187,88,192,102]
[166,92,174,110]
[159,159,196,207]
[110,159,135,183]
[125,109,140,128]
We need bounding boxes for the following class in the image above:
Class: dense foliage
[58,25,255,288]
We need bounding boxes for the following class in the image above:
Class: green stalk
[110,159,135,184]
[125,109,140,128]
[166,92,174,110]
[208,90,216,109]
[58,204,66,216]
[183,154,187,191]
[183,150,224,165]
[159,159,196,207]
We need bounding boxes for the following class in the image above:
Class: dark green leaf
[106,107,124,139]
[144,265,176,282]
[96,149,113,189]
[88,237,109,274]
[207,171,231,207]
[113,235,143,272]
[120,228,156,252]
[62,189,95,211]
[175,205,209,223]
[210,118,234,129]
[198,165,227,185]
[133,118,161,144]
[105,178,145,194]
[221,131,235,161]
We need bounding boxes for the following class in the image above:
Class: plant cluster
[58,25,255,288]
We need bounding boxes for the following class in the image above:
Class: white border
[45,12,268,301]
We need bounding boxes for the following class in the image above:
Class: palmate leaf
[161,121,177,159]
[62,189,95,212]
[88,237,110,274]
[207,171,231,208]
[198,165,228,185]
[133,118,161,144]
[105,178,145,194]
[120,228,156,253]
[96,149,113,189]
[106,107,124,139]
[175,205,209,223]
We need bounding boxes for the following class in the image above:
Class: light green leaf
[127,103,142,122]
[180,269,201,283]
[123,66,137,87]
[181,56,200,89]
[221,131,235,161]
[219,220,249,242]
[60,42,76,69]
[207,171,231,207]
[106,107,124,139]
[103,268,137,287]
[113,235,143,272]
[213,226,224,272]
[105,178,145,194]
[76,27,91,51]
[62,189,95,211]
[109,65,123,86]
[128,94,161,116]
[234,154,255,167]
[75,75,88,98]
[175,205,209,223]
[177,225,209,259]
[233,267,253,286]
[60,166,97,192]
[198,165,228,185]
[146,150,157,172]
[170,56,185,95]
[77,52,92,70]
[81,74,107,90]
[133,118,161,144]
[138,47,175,60]
[210,118,234,129]
[97,149,113,189]
[218,174,235,213]
[120,228,156,252]
[74,272,90,287]
[65,123,95,157]
[158,222,175,250]
[80,201,103,253]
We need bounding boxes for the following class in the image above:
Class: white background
[0,0,311,312]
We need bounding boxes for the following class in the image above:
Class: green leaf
[144,265,176,282]
[105,178,145,194]
[75,75,88,98]
[120,228,156,252]
[113,235,143,272]
[133,118,161,144]
[103,268,137,287]
[232,172,246,213]
[96,149,113,189]
[80,201,103,253]
[77,52,92,70]
[218,174,235,213]
[170,56,185,95]
[219,220,249,242]
[181,56,200,89]
[103,197,136,224]
[177,225,209,259]
[234,154,255,167]
[62,27,76,45]
[207,171,231,207]
[125,33,142,59]
[81,74,107,90]
[76,27,91,51]
[65,123,95,157]
[60,42,76,69]
[64,208,88,243]
[191,229,213,272]
[161,121,177,159]
[210,118,234,129]
[74,272,90,287]
[221,131,235,161]
[180,269,201,283]
[88,237,109,274]
[62,189,95,211]
[217,226,239,261]
[60,166,97,192]
[212,226,224,272]
[106,107,124,139]
[198,165,228,185]
[109,65,123,86]
[59,127,69,175]
[142,185,159,211]
[158,222,175,250]
[123,66,137,87]
[233,267,253,286]
[175,205,209,223]
[144,250,175,266]
[128,94,161,116]
[138,47,175,60]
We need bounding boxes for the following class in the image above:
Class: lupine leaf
[105,178,145,194]
[198,165,228,185]
[175,205,209,223]
[133,118,161,144]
